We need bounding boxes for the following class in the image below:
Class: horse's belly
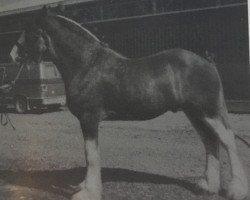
[103,102,177,121]
[103,111,166,121]
[102,73,181,121]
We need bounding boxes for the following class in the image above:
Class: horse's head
[23,6,55,63]
[23,6,102,65]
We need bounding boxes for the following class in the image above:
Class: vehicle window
[41,64,61,79]
[0,32,22,63]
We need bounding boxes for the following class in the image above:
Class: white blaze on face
[10,31,25,63]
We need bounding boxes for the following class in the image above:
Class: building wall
[85,4,249,100]
[0,1,249,100]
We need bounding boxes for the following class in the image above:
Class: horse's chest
[66,76,104,115]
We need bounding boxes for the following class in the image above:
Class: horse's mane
[55,15,101,43]
[53,15,127,59]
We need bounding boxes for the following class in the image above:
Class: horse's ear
[56,4,66,14]
[41,5,53,17]
[33,6,51,28]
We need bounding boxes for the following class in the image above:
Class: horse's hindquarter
[174,49,222,116]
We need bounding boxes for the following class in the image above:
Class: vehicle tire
[47,104,61,111]
[15,97,27,114]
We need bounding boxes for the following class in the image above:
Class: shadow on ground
[0,107,65,115]
[0,168,203,198]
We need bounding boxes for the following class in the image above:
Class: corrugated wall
[86,4,249,100]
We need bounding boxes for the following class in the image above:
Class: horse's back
[118,48,223,118]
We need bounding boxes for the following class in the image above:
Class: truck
[0,61,66,113]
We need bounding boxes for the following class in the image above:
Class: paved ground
[0,109,249,200]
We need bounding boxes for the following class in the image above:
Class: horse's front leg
[72,112,102,200]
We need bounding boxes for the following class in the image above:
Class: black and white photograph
[0,0,249,200]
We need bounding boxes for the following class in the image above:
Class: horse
[22,7,249,200]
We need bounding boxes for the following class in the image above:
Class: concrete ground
[0,109,249,200]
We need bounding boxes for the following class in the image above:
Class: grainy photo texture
[0,1,249,200]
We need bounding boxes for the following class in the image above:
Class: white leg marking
[71,140,102,200]
[85,140,102,194]
[187,114,220,193]
[205,118,249,200]
[198,150,220,193]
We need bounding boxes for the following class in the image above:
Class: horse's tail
[216,83,250,149]
[215,82,231,129]
[235,134,250,148]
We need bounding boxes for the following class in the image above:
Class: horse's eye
[33,29,43,38]
[37,29,43,35]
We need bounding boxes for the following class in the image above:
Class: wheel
[15,97,27,114]
[47,104,61,111]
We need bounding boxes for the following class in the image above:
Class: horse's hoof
[197,178,220,194]
[69,181,86,191]
[71,187,101,200]
[69,185,81,192]
[226,178,249,200]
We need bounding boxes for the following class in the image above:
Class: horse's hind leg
[185,111,221,194]
[71,112,102,200]
[186,106,249,200]
[204,114,249,200]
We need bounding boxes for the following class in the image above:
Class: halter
[26,29,49,63]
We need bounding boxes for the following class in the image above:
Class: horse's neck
[46,21,101,85]
[49,29,100,65]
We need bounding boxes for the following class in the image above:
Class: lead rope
[12,62,25,85]
[0,63,25,130]
[0,88,15,130]
[1,111,15,130]
[235,135,250,148]
[0,68,9,128]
